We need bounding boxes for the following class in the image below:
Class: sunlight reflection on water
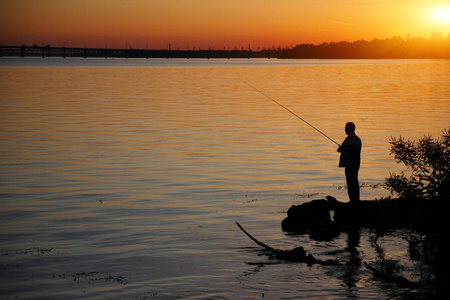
[0,58,449,298]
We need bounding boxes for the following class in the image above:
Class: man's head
[345,122,356,135]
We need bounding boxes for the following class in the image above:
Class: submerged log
[364,263,422,289]
[236,222,341,265]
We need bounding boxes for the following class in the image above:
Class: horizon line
[2,33,450,51]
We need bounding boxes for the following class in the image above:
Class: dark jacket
[338,134,361,168]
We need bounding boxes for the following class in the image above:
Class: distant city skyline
[1,0,449,50]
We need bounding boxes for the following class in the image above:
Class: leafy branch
[385,127,450,200]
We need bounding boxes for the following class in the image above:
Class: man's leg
[345,166,360,202]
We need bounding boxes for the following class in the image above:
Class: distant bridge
[0,45,280,59]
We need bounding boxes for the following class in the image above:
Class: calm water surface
[0,58,449,299]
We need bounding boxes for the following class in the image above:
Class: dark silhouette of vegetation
[279,36,450,59]
[1,35,449,59]
[386,127,450,200]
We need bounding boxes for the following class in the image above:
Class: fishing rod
[245,82,340,147]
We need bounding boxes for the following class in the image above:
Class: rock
[282,195,442,240]
[281,215,309,233]
[309,218,341,241]
[287,199,330,220]
[282,198,340,240]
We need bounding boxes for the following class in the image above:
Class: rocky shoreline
[282,196,446,239]
[281,195,450,297]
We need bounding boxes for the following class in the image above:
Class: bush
[385,127,450,200]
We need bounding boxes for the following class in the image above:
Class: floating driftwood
[364,263,421,289]
[236,222,340,265]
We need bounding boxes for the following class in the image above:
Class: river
[1,57,449,299]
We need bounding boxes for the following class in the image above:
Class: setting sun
[431,5,450,24]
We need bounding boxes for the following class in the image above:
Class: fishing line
[245,82,340,147]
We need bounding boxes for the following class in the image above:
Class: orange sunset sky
[1,0,449,50]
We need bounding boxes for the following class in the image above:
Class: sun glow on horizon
[1,0,450,49]
[430,5,450,25]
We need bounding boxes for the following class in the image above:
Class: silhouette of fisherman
[337,122,362,203]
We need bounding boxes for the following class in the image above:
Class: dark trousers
[345,166,360,202]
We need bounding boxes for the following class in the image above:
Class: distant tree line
[2,36,449,59]
[279,36,450,59]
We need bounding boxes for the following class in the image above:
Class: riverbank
[281,195,450,298]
